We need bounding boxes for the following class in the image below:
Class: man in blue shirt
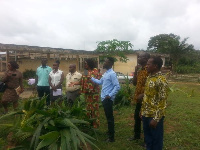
[36,58,52,105]
[91,57,120,142]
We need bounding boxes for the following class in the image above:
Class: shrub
[0,96,99,150]
[175,65,200,74]
[23,69,36,79]
[114,77,135,109]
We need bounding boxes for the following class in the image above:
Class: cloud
[0,0,200,50]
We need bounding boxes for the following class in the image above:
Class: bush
[0,97,99,150]
[23,69,36,79]
[175,65,200,74]
[114,77,135,109]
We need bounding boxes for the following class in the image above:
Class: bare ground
[20,89,36,99]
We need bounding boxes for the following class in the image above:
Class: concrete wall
[114,54,137,75]
[17,59,78,76]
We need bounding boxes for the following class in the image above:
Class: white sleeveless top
[49,69,63,89]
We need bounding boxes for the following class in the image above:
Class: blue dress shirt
[91,68,120,101]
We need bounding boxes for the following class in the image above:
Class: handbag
[0,81,6,92]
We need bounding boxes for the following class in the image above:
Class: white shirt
[66,71,82,92]
[49,69,63,89]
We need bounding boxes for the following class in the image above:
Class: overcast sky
[0,0,200,51]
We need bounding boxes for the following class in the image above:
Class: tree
[147,33,194,71]
[95,39,134,63]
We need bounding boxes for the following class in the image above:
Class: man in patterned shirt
[141,56,168,150]
[128,52,150,141]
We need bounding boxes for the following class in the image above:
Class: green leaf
[76,130,87,148]
[30,117,50,150]
[69,119,89,124]
[62,129,72,150]
[0,111,23,120]
[60,131,67,150]
[24,100,32,111]
[61,118,78,129]
[84,137,99,150]
[40,131,59,140]
[79,131,96,141]
[70,128,78,150]
[49,120,55,126]
[36,131,60,150]
[48,141,58,150]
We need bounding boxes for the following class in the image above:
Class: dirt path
[20,89,35,99]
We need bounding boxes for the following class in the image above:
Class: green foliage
[0,96,99,150]
[114,77,135,109]
[175,50,200,74]
[147,33,194,71]
[175,65,200,74]
[23,69,36,79]
[95,39,134,63]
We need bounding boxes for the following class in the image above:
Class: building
[0,43,99,76]
[0,43,168,77]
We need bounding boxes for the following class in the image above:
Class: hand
[52,86,57,91]
[20,88,24,93]
[139,111,142,119]
[149,119,158,128]
[104,95,111,100]
[6,72,12,77]
[137,94,144,103]
[68,82,75,87]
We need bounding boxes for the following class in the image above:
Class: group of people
[35,58,104,129]
[0,57,120,143]
[1,53,168,149]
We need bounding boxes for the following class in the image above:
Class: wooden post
[47,53,50,61]
[6,50,9,70]
[1,59,2,72]
[76,55,79,71]
[15,50,17,61]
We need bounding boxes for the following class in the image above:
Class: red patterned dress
[81,68,101,128]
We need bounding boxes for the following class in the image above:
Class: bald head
[69,64,76,73]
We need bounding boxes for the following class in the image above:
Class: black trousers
[37,86,50,106]
[134,102,142,139]
[102,98,115,140]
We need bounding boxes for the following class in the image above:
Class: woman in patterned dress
[82,59,101,128]
[1,61,24,113]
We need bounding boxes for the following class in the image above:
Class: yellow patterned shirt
[141,72,168,122]
[133,67,148,103]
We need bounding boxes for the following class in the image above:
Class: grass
[0,82,200,149]
[93,82,200,150]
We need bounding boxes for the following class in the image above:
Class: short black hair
[144,53,150,59]
[107,57,115,66]
[9,61,19,69]
[85,58,97,70]
[55,60,60,66]
[151,56,163,70]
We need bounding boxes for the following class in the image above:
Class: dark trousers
[134,103,142,139]
[102,98,115,140]
[37,86,50,106]
[66,89,80,106]
[142,117,164,150]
